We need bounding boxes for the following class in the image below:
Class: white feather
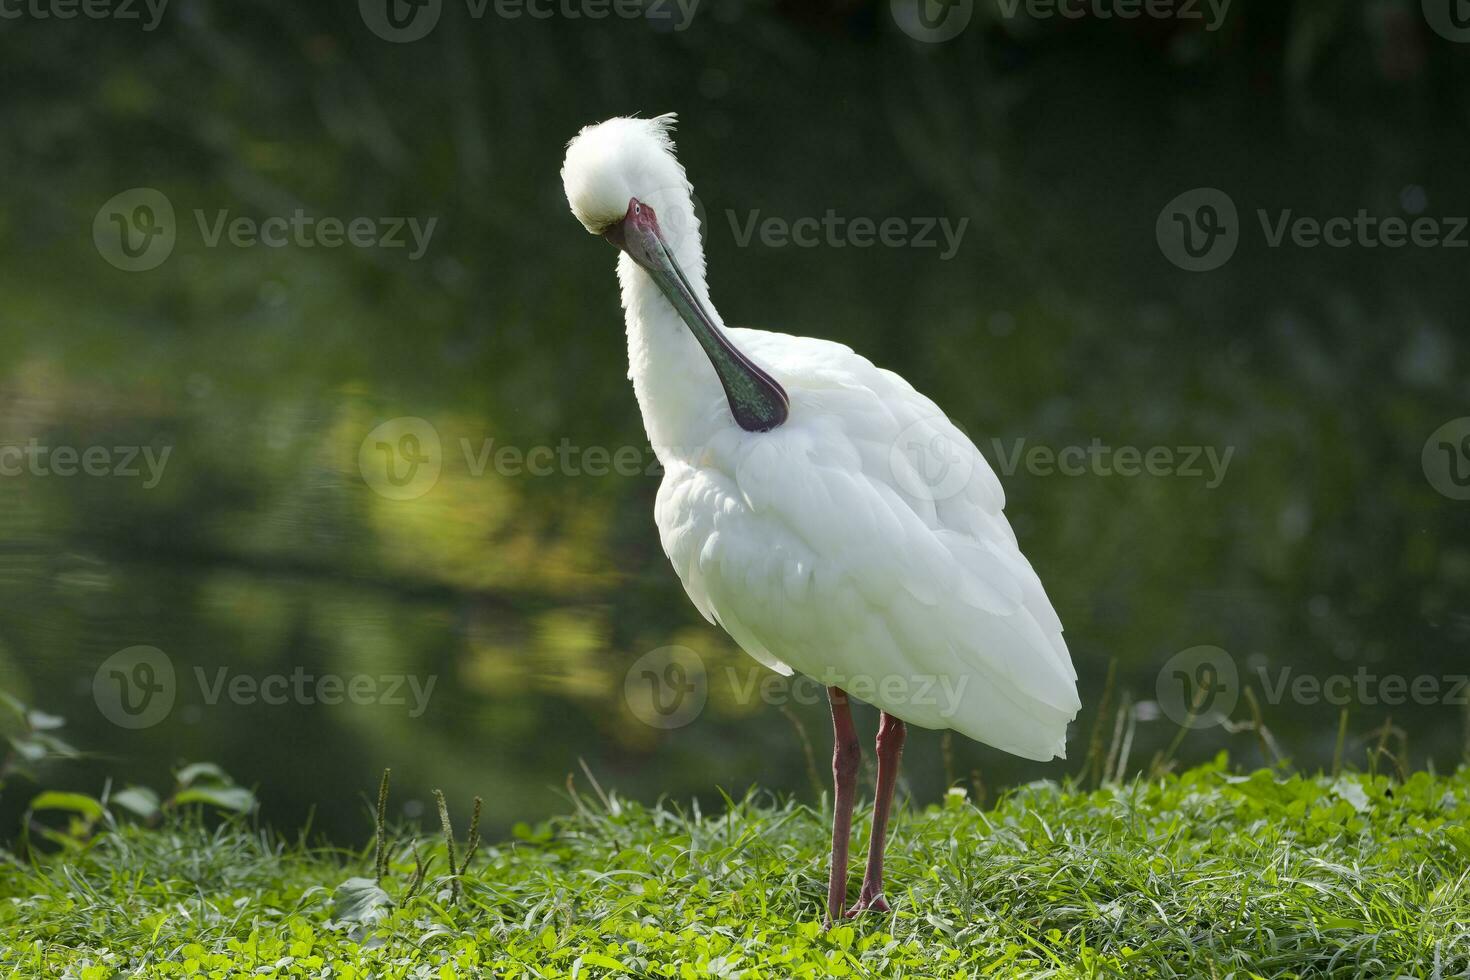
[565,116,1080,762]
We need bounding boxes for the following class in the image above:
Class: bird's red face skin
[602,197,663,271]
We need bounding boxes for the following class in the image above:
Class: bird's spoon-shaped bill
[605,197,788,433]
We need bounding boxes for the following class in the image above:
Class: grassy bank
[2,759,1468,978]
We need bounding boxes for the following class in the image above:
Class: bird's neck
[618,249,725,456]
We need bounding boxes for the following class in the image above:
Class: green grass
[2,758,1469,978]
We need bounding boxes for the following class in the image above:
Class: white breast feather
[653,328,1081,762]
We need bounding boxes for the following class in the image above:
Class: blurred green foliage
[0,0,1467,841]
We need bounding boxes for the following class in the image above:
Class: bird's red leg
[825,686,860,926]
[848,711,906,916]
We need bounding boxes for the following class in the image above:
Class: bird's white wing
[654,329,1079,761]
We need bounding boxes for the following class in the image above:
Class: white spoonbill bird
[562,114,1080,922]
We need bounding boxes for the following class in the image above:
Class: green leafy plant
[2,760,1467,977]
[0,693,256,852]
[330,768,484,936]
[24,761,258,851]
[0,692,79,798]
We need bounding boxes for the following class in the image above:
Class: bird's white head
[561,113,702,260]
[562,113,789,433]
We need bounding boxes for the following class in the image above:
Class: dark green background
[1,0,1467,842]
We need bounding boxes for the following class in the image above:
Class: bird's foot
[843,890,890,917]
